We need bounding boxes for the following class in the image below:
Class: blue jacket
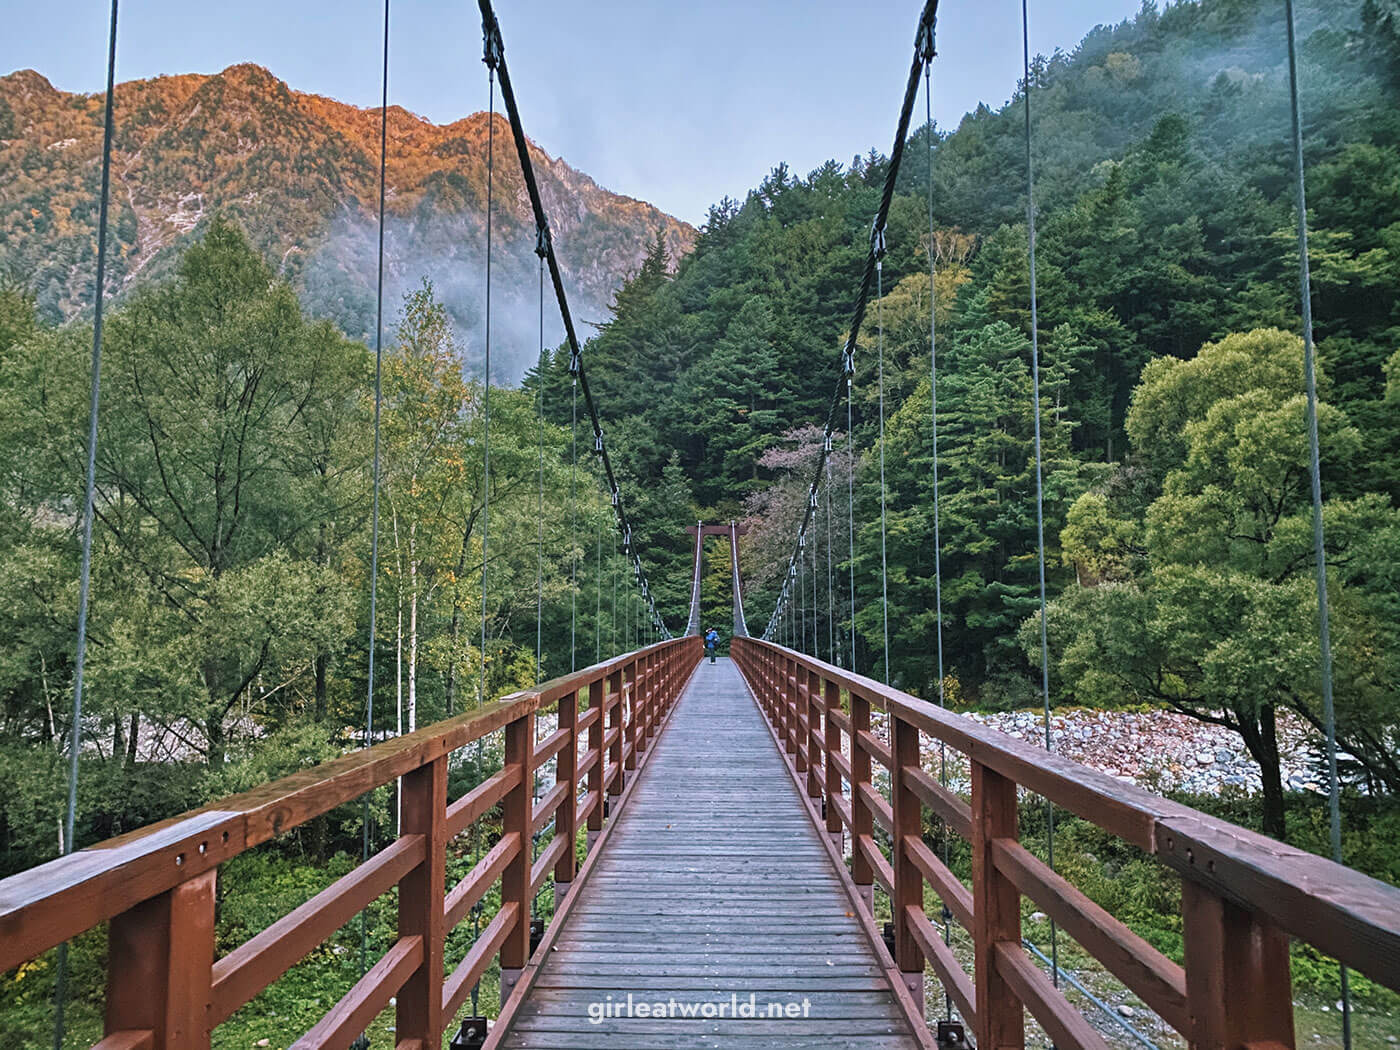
[704,630,719,648]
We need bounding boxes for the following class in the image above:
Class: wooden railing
[0,636,701,1050]
[731,636,1400,1050]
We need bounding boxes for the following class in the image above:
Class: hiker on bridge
[704,626,720,662]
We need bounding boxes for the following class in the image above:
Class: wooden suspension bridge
[2,609,1398,1050]
[3,0,1399,1047]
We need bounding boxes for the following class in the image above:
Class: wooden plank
[501,713,535,972]
[290,935,422,1050]
[1181,879,1296,1050]
[856,835,893,895]
[531,782,569,836]
[445,833,519,930]
[106,869,216,1050]
[904,835,972,930]
[92,1032,154,1050]
[996,940,1112,1050]
[1159,812,1400,995]
[891,715,923,975]
[532,836,570,897]
[211,833,425,1023]
[443,900,520,1019]
[446,764,521,839]
[397,756,447,1045]
[972,761,1023,1050]
[490,659,922,1050]
[904,905,975,1026]
[906,765,971,841]
[992,836,1188,1034]
[857,781,893,835]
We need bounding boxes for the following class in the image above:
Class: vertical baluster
[500,710,535,1003]
[607,668,625,799]
[891,714,924,1001]
[554,689,578,896]
[823,677,842,849]
[784,658,799,756]
[106,869,217,1050]
[587,677,605,847]
[851,688,873,912]
[972,759,1023,1050]
[1181,880,1296,1050]
[398,753,447,1044]
[626,658,642,761]
[794,664,811,775]
[805,667,822,800]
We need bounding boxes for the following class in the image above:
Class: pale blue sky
[2,0,1146,224]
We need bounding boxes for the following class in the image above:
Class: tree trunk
[314,652,329,723]
[126,712,139,767]
[1237,704,1287,841]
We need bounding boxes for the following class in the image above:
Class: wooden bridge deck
[496,657,923,1049]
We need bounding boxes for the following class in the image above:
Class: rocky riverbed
[911,707,1323,797]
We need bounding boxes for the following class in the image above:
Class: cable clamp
[871,221,887,261]
[824,432,833,453]
[482,16,504,70]
[611,487,619,507]
[594,430,604,454]
[810,489,819,509]
[535,222,551,259]
[917,16,937,64]
[842,348,855,376]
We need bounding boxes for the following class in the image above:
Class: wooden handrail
[731,636,1400,1050]
[0,636,702,1050]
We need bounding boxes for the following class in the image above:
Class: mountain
[0,63,696,378]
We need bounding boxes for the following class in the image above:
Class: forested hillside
[0,63,694,378]
[531,0,1400,837]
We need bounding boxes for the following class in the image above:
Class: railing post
[823,677,842,849]
[397,753,447,1045]
[972,759,1024,1050]
[500,709,535,1003]
[625,659,641,762]
[891,714,924,1000]
[783,658,798,756]
[105,869,217,1050]
[554,689,579,896]
[610,667,627,782]
[805,667,822,799]
[1181,880,1296,1050]
[850,687,873,912]
[587,678,605,847]
[794,665,811,775]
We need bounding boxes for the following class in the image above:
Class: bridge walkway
[494,657,924,1049]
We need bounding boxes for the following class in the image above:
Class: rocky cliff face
[0,64,695,378]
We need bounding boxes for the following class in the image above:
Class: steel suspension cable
[53,3,119,1045]
[570,375,577,670]
[596,514,603,662]
[760,0,939,648]
[479,0,668,638]
[825,459,835,664]
[1284,2,1349,1044]
[876,245,891,684]
[535,254,545,684]
[478,62,495,712]
[354,0,392,1005]
[922,41,954,1022]
[1021,0,1059,987]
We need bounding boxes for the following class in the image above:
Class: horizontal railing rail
[731,636,1400,1050]
[0,636,702,1050]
